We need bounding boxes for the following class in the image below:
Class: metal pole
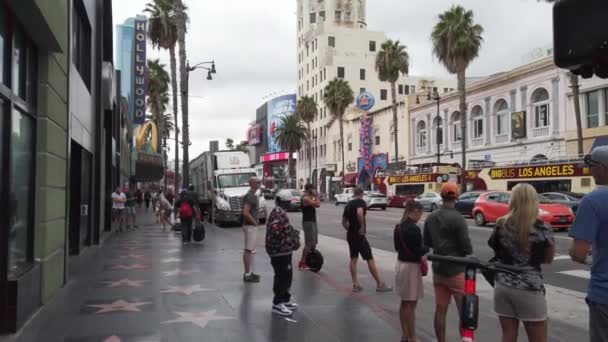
[436,96,441,165]
[314,134,318,187]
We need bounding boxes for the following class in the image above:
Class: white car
[335,187,356,205]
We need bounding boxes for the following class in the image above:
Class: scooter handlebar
[427,254,534,274]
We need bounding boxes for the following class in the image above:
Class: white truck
[190,149,266,226]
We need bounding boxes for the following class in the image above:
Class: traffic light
[553,0,608,78]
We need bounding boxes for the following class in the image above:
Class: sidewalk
[14,211,589,342]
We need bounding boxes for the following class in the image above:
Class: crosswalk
[558,269,591,279]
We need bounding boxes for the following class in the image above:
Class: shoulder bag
[396,223,428,276]
[289,225,301,251]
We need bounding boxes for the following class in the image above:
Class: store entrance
[507,180,572,193]
[68,142,92,256]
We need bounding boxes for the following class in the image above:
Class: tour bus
[469,157,595,195]
[375,164,462,207]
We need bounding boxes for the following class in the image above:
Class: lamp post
[432,89,442,164]
[181,60,216,188]
[313,131,318,188]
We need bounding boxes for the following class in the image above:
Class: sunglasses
[584,154,607,168]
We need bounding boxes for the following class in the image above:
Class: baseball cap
[441,182,459,200]
[275,189,292,202]
[584,146,608,168]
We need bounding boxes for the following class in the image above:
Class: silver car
[414,192,443,211]
[363,191,387,210]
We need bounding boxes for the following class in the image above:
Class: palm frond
[375,39,409,83]
[274,114,309,152]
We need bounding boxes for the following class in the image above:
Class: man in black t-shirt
[342,188,392,293]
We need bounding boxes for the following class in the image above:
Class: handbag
[289,225,301,251]
[397,224,429,276]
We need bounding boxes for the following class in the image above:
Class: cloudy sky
[113,0,553,159]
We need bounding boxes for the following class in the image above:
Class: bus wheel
[474,212,486,226]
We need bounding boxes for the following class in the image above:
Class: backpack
[306,249,324,273]
[193,221,205,242]
[179,201,193,218]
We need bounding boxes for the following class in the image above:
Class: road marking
[554,255,572,261]
[558,270,591,279]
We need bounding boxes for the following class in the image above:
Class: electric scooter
[427,255,531,342]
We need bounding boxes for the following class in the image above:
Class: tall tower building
[296,0,456,191]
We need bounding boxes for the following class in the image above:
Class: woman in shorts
[393,200,428,342]
[489,183,555,342]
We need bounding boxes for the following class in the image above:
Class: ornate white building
[295,0,455,192]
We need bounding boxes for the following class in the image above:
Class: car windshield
[291,190,303,197]
[537,194,551,204]
[217,173,257,188]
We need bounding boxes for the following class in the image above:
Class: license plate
[559,217,567,223]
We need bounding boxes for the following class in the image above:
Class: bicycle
[426,254,532,342]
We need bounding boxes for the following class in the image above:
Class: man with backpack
[175,186,199,243]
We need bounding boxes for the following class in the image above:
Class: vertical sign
[133,19,147,125]
[267,94,296,153]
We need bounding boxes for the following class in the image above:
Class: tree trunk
[390,81,399,165]
[458,70,467,194]
[163,137,168,189]
[570,73,584,157]
[288,151,294,188]
[339,117,345,187]
[170,45,180,192]
[307,122,312,183]
[175,0,189,188]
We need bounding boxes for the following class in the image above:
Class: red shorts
[433,272,465,307]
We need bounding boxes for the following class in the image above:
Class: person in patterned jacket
[266,189,299,317]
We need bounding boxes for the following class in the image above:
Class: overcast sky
[113,0,553,159]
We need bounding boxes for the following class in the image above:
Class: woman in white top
[111,186,127,232]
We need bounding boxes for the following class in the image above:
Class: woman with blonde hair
[394,200,429,342]
[488,183,555,342]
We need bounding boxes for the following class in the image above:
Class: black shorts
[347,234,373,260]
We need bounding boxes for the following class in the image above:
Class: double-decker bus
[375,165,462,207]
[469,156,594,195]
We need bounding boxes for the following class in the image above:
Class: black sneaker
[243,273,260,283]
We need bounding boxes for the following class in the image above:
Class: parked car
[472,191,575,231]
[279,189,303,211]
[541,192,582,214]
[363,191,388,210]
[414,192,443,211]
[335,187,356,205]
[455,191,487,217]
[257,189,267,224]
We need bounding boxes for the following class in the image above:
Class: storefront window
[13,28,27,100]
[586,90,600,128]
[8,109,34,278]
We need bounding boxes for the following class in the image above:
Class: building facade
[0,0,118,333]
[295,0,455,192]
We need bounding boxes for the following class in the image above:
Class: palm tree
[323,78,355,185]
[274,114,309,188]
[147,59,171,149]
[569,73,584,156]
[174,0,189,187]
[295,95,318,182]
[375,40,409,164]
[431,5,483,192]
[145,0,186,191]
[225,138,235,150]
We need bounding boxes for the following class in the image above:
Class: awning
[343,173,358,186]
[590,136,608,152]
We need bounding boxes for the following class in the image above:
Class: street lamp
[313,131,318,188]
[181,59,216,188]
[431,89,443,164]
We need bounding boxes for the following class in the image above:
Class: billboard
[133,18,147,125]
[248,123,262,145]
[267,94,296,153]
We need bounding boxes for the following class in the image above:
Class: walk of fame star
[161,310,235,329]
[103,278,148,288]
[160,285,213,295]
[87,299,151,314]
[110,264,148,270]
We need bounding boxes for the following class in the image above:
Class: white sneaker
[272,304,293,316]
[281,300,299,311]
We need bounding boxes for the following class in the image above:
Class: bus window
[507,180,572,193]
[395,184,425,196]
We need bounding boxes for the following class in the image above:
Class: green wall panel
[36,187,66,223]
[37,118,67,159]
[39,252,65,303]
[38,84,68,130]
[34,219,65,258]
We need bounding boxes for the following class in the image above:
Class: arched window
[531,88,550,128]
[433,115,443,147]
[471,105,484,141]
[493,99,509,137]
[416,121,427,149]
[451,111,462,143]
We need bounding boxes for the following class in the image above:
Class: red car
[472,191,575,231]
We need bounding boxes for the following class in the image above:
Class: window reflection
[8,109,34,278]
